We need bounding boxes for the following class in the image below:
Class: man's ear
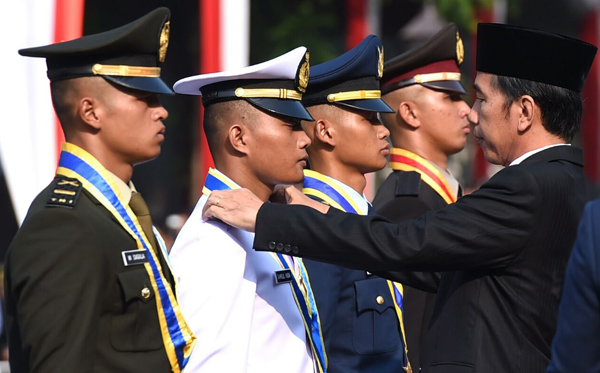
[517,95,535,133]
[314,118,336,147]
[397,101,420,129]
[79,97,102,130]
[228,124,248,154]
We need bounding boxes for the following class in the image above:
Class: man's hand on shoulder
[202,189,264,232]
[272,184,330,213]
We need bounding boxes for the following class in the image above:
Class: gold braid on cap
[92,64,161,77]
[327,90,381,102]
[235,88,302,100]
[413,72,461,84]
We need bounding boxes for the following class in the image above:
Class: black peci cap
[302,35,394,113]
[19,7,173,94]
[174,47,313,121]
[476,23,597,92]
[381,23,466,95]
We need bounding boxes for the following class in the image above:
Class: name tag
[122,250,149,266]
[275,269,293,284]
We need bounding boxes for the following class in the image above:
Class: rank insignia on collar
[275,269,293,284]
[46,177,82,208]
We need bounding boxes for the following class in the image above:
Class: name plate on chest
[122,250,149,266]
[274,269,293,284]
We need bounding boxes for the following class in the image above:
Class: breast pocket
[353,277,401,354]
[112,268,163,352]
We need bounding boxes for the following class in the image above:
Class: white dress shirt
[170,174,314,372]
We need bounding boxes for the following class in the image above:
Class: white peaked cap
[174,46,308,95]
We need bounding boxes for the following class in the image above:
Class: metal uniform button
[376,295,384,305]
[276,243,284,252]
[269,241,276,250]
[284,244,291,253]
[292,246,299,254]
[141,287,151,299]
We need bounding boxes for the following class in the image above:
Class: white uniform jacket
[170,191,314,372]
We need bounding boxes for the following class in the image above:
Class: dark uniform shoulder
[392,171,422,196]
[46,176,83,209]
[373,171,422,209]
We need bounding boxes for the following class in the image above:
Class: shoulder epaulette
[394,171,422,197]
[46,176,82,209]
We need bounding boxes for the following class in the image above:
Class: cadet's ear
[517,95,535,133]
[314,118,336,147]
[398,101,420,129]
[228,123,248,154]
[79,97,102,130]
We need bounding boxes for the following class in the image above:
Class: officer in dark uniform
[371,23,470,368]
[5,8,195,373]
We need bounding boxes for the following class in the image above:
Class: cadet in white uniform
[170,47,327,373]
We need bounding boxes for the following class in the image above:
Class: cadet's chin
[133,149,162,166]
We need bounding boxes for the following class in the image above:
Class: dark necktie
[367,203,377,216]
[129,192,159,251]
[129,192,174,287]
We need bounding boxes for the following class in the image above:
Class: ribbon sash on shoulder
[389,148,457,204]
[56,143,195,373]
[303,169,410,369]
[203,168,328,373]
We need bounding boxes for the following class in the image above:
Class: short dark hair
[50,80,72,125]
[203,100,258,156]
[491,75,582,141]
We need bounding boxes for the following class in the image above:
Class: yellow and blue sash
[56,143,195,372]
[203,168,328,373]
[303,169,410,370]
[389,148,457,204]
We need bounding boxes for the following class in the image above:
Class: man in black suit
[372,23,470,367]
[5,8,195,372]
[203,24,597,372]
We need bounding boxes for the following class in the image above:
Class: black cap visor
[422,80,466,94]
[335,98,395,113]
[248,98,314,121]
[104,75,174,95]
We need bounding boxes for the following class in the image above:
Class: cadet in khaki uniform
[371,24,470,367]
[5,8,195,373]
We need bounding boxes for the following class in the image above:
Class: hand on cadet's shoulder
[272,184,330,213]
[202,188,263,232]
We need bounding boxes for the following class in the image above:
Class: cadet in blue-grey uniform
[170,47,327,372]
[5,8,196,373]
[298,35,412,373]
[372,23,470,368]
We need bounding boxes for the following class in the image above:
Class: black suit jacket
[5,176,173,372]
[372,170,450,369]
[254,146,587,372]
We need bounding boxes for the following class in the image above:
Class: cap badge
[377,46,384,78]
[456,31,464,65]
[159,21,170,63]
[298,51,310,93]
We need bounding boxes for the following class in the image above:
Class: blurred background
[3,0,600,259]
